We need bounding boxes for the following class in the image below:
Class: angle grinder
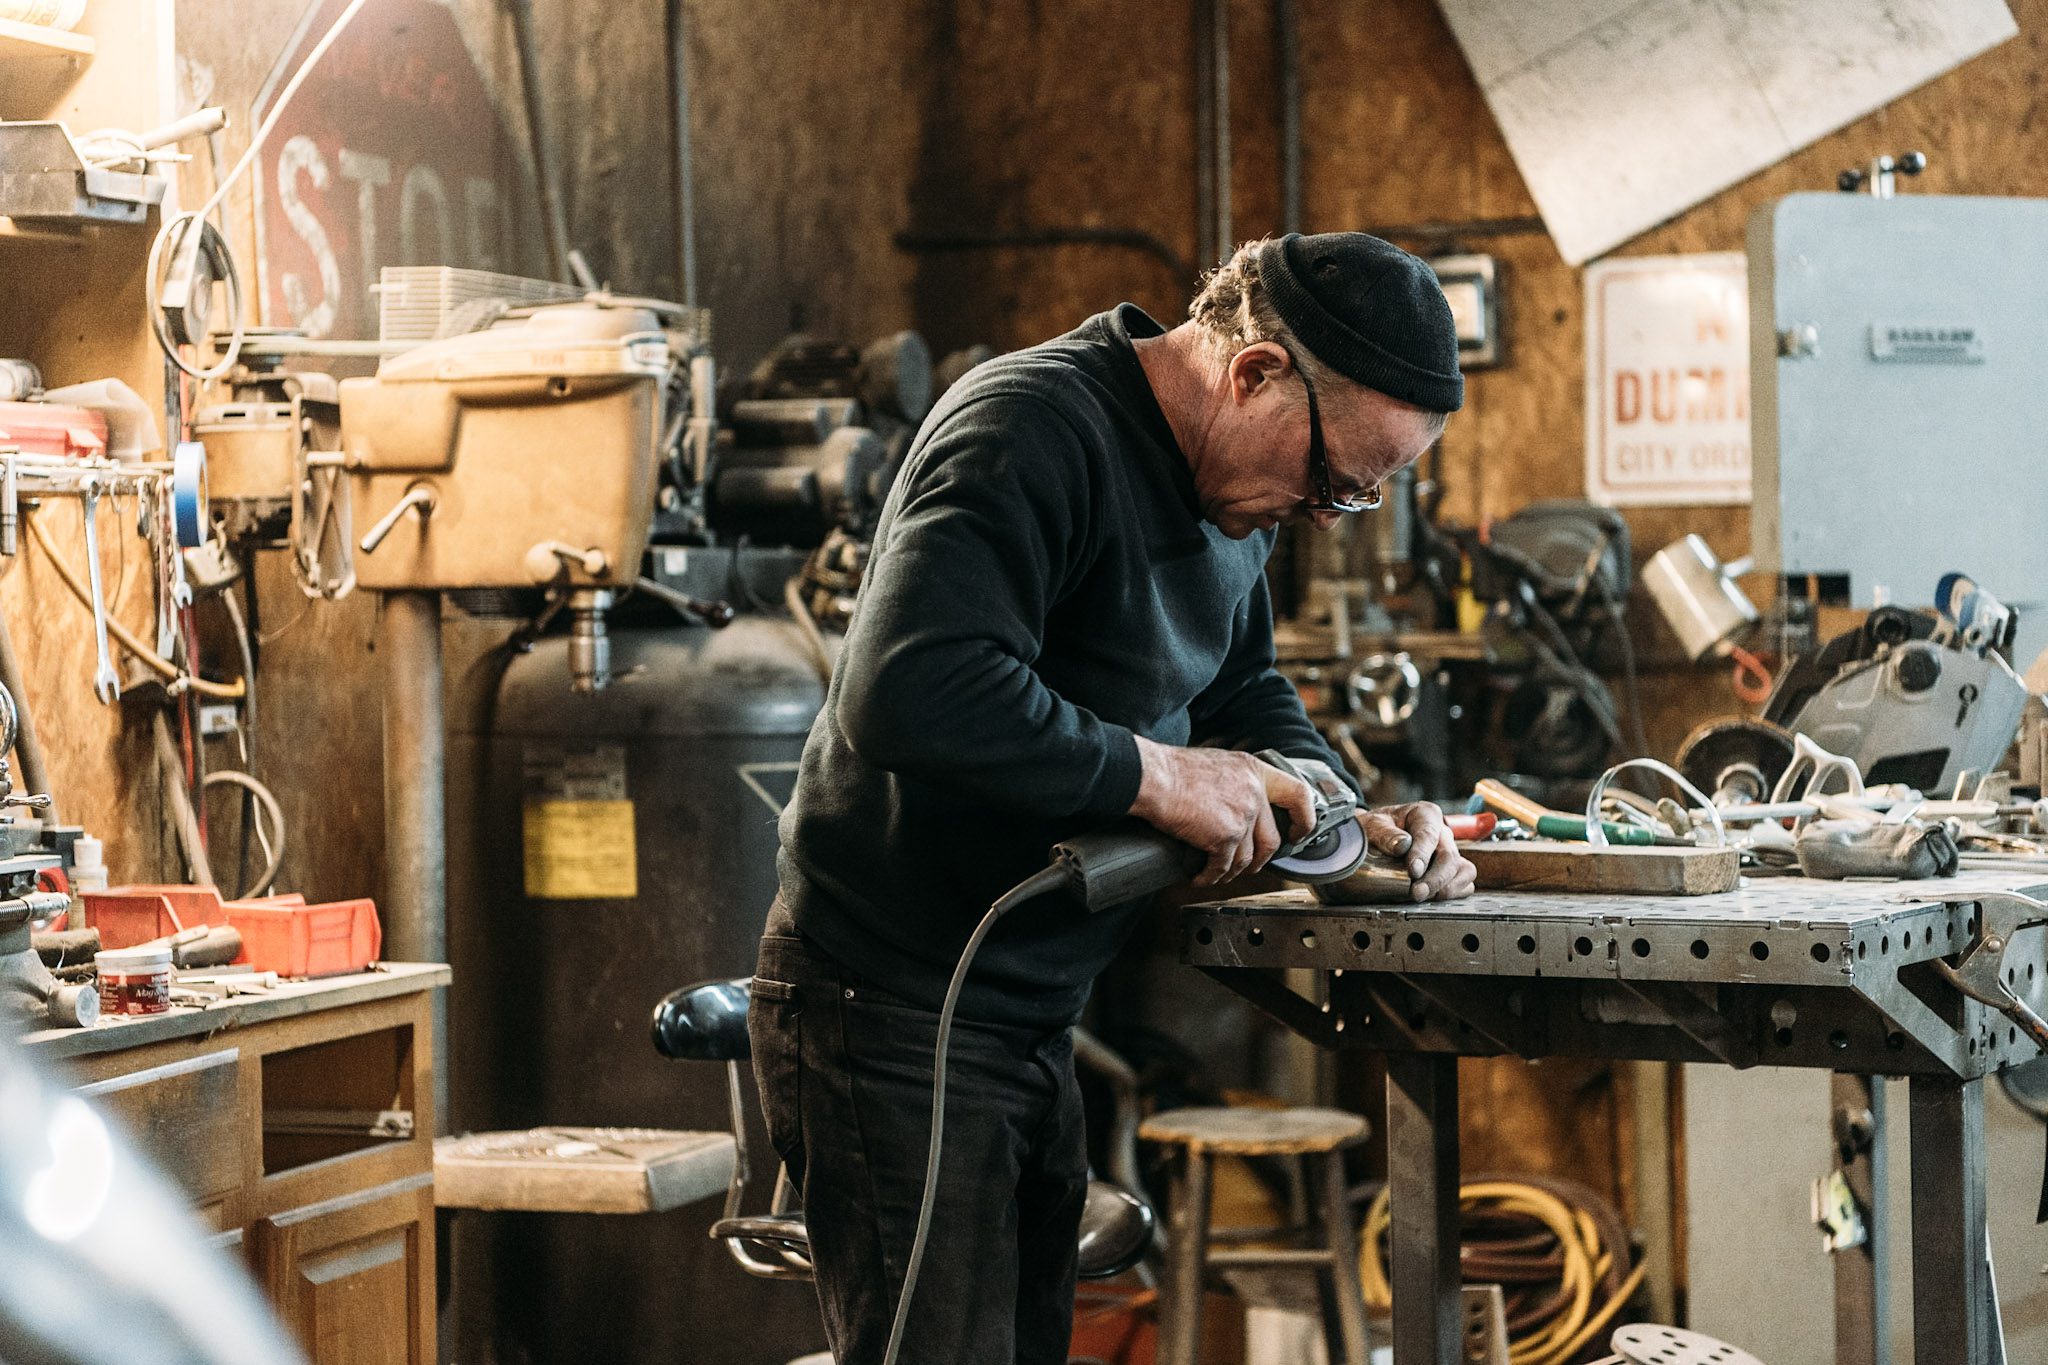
[1050,750,1370,911]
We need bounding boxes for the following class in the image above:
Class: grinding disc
[1270,817,1367,884]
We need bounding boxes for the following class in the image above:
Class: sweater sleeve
[1187,572,1362,798]
[829,392,1144,819]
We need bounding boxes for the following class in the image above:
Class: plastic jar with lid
[95,945,172,1016]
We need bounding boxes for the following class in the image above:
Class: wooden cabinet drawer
[77,1049,243,1206]
[254,1171,435,1365]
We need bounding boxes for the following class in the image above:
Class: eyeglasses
[1287,349,1382,514]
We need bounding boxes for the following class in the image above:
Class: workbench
[1178,871,2048,1365]
[21,963,449,1365]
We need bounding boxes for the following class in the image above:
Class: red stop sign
[252,0,545,339]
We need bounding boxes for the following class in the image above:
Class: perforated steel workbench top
[1180,870,2048,1080]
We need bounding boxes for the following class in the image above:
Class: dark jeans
[749,928,1088,1365]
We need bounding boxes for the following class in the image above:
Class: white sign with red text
[1585,252,1750,507]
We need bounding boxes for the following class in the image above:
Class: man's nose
[1308,509,1342,532]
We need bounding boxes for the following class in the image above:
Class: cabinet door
[255,1172,435,1365]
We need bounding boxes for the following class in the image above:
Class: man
[752,232,1478,1363]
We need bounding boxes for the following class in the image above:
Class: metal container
[445,610,827,1365]
[1643,534,1758,661]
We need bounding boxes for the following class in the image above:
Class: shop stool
[1140,1106,1371,1365]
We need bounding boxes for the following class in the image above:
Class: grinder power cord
[879,751,1367,1365]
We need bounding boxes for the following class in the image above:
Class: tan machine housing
[341,300,674,592]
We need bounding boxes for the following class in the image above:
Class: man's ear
[1228,342,1290,406]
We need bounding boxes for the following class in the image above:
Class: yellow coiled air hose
[1359,1178,1648,1365]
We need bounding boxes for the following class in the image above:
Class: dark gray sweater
[775,304,1351,1027]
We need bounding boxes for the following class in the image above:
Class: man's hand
[1361,802,1477,902]
[1130,737,1318,887]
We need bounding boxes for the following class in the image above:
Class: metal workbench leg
[1833,1074,1888,1365]
[1909,1075,1997,1365]
[1386,1053,1461,1365]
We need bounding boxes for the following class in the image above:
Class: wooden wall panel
[893,0,2048,1199]
[901,0,1207,356]
[0,0,180,877]
[537,0,928,365]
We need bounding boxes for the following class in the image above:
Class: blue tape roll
[172,439,208,548]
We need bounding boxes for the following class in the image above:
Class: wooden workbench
[22,963,449,1365]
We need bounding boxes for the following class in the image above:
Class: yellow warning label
[523,800,638,899]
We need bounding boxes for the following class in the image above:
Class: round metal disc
[1270,818,1368,884]
[1675,717,1797,804]
[1611,1324,1764,1365]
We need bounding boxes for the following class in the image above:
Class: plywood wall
[883,0,2039,1209]
[900,0,2042,761]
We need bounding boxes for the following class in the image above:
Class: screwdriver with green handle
[1532,814,1693,847]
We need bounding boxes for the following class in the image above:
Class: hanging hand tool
[78,478,120,703]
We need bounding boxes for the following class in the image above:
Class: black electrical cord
[1594,573,1650,759]
[881,861,1071,1365]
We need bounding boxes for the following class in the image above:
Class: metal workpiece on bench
[1180,872,2048,1080]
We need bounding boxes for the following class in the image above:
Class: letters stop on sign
[251,0,549,339]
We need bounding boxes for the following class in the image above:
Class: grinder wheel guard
[1268,816,1367,882]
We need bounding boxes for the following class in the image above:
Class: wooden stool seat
[1140,1105,1368,1156]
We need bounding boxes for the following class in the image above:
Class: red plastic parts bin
[0,400,108,459]
[226,894,381,979]
[84,885,383,979]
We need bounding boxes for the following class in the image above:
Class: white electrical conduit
[202,769,286,899]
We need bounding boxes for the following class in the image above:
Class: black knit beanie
[1253,232,1464,412]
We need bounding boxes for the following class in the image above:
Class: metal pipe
[892,227,1196,285]
[152,709,213,887]
[1363,213,1549,243]
[380,590,447,1127]
[688,352,717,484]
[1193,0,1216,268]
[505,0,572,284]
[1276,0,1302,234]
[1211,0,1231,257]
[1072,1027,1146,1206]
[0,611,52,819]
[666,0,699,310]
